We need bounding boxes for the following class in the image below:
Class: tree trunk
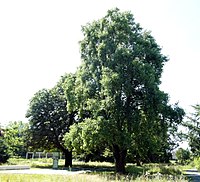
[64,149,72,167]
[113,145,127,174]
[56,142,72,168]
[136,158,141,166]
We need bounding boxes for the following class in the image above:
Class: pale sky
[0,0,200,126]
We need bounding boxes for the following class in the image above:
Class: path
[0,168,91,175]
[184,169,200,182]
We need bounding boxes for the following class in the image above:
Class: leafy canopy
[26,74,75,152]
[4,121,28,157]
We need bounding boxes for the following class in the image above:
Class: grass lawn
[0,158,188,182]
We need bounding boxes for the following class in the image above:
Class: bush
[175,148,190,164]
[0,138,10,164]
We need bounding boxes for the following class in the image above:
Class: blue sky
[0,0,200,126]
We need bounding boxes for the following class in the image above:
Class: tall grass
[0,174,105,182]
[194,157,200,170]
[0,173,188,182]
[126,163,183,176]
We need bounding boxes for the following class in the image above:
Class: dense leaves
[4,121,28,157]
[0,140,9,164]
[175,148,190,164]
[0,127,9,164]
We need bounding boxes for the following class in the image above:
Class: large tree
[64,8,184,173]
[26,74,75,167]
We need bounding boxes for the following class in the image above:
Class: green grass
[0,158,188,182]
[126,163,184,175]
[5,158,53,168]
[194,157,200,170]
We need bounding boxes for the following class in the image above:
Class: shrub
[175,148,190,164]
[0,138,10,164]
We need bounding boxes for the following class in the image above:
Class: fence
[26,152,64,159]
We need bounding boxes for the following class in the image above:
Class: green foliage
[26,74,76,167]
[65,118,105,153]
[64,8,185,173]
[26,78,71,150]
[175,148,190,164]
[3,121,28,157]
[185,104,200,156]
[65,118,114,163]
[0,137,9,164]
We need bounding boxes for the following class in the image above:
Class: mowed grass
[5,158,53,168]
[0,158,188,182]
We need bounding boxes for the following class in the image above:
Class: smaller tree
[4,121,28,157]
[175,148,190,164]
[26,74,76,167]
[184,104,200,156]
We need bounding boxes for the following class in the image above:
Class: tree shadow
[62,163,115,172]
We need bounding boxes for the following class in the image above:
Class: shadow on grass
[31,165,52,169]
[60,163,115,172]
[34,162,146,176]
[59,163,147,181]
[126,164,147,174]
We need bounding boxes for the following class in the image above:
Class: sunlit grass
[6,158,53,168]
[0,158,189,181]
